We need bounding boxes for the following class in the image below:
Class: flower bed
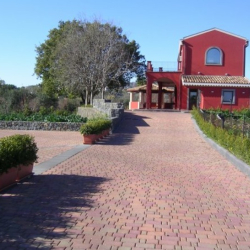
[0,121,84,131]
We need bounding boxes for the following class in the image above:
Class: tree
[34,19,146,104]
[0,83,35,113]
[136,76,147,86]
[0,79,6,85]
[34,20,80,97]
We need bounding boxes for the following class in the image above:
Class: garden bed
[0,121,84,131]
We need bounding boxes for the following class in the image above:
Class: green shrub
[0,134,38,174]
[80,118,111,135]
[192,107,250,165]
[81,104,93,108]
[0,111,87,123]
[39,106,49,115]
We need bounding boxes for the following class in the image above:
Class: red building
[136,28,250,111]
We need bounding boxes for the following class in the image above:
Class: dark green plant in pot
[80,123,96,135]
[80,118,112,135]
[0,134,38,174]
[98,119,112,131]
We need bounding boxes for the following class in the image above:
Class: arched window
[205,47,223,65]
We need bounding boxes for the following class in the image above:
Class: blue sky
[0,0,250,87]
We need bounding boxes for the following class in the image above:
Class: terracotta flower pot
[0,167,18,191]
[102,129,110,137]
[96,133,103,140]
[83,134,96,144]
[16,164,34,181]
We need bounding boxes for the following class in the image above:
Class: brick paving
[0,130,82,164]
[1,111,250,249]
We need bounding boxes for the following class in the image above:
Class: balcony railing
[147,61,180,72]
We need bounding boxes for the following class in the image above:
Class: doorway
[189,89,198,110]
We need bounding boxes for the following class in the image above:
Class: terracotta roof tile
[182,75,250,86]
[127,84,174,92]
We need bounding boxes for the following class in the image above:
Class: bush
[0,134,38,174]
[192,107,250,165]
[80,118,111,135]
[0,111,87,123]
[58,97,81,112]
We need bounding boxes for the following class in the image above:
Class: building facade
[144,28,250,111]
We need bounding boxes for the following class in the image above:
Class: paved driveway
[0,129,82,165]
[1,111,250,250]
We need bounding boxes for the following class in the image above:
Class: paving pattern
[1,111,250,250]
[0,130,82,164]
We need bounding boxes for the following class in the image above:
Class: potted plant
[80,118,112,144]
[100,119,112,137]
[80,122,98,144]
[0,134,38,190]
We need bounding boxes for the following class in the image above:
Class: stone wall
[0,121,83,131]
[93,99,123,117]
[93,99,124,132]
[1,99,124,132]
[77,99,124,132]
[110,109,124,131]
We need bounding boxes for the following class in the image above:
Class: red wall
[130,102,139,109]
[180,85,188,110]
[146,29,248,110]
[146,72,181,85]
[200,87,250,110]
[183,30,247,76]
[146,72,182,108]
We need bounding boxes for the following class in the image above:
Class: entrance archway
[127,84,174,110]
[148,77,177,109]
[146,71,181,109]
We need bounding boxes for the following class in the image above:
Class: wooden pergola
[127,84,174,110]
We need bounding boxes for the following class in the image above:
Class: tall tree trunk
[80,92,85,104]
[101,88,104,99]
[85,89,88,106]
[90,91,93,105]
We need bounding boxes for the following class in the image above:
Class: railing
[148,61,179,72]
[199,109,250,138]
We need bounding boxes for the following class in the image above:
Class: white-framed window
[221,89,235,104]
[205,47,223,65]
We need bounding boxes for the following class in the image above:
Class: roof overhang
[182,75,250,88]
[182,28,248,43]
[127,84,174,93]
[182,82,250,88]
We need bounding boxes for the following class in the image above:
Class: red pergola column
[146,79,153,109]
[158,82,163,109]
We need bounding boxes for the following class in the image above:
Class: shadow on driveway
[97,111,150,146]
[0,175,109,249]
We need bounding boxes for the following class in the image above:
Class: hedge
[192,108,250,165]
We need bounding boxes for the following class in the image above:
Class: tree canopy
[34,21,78,96]
[34,19,146,104]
